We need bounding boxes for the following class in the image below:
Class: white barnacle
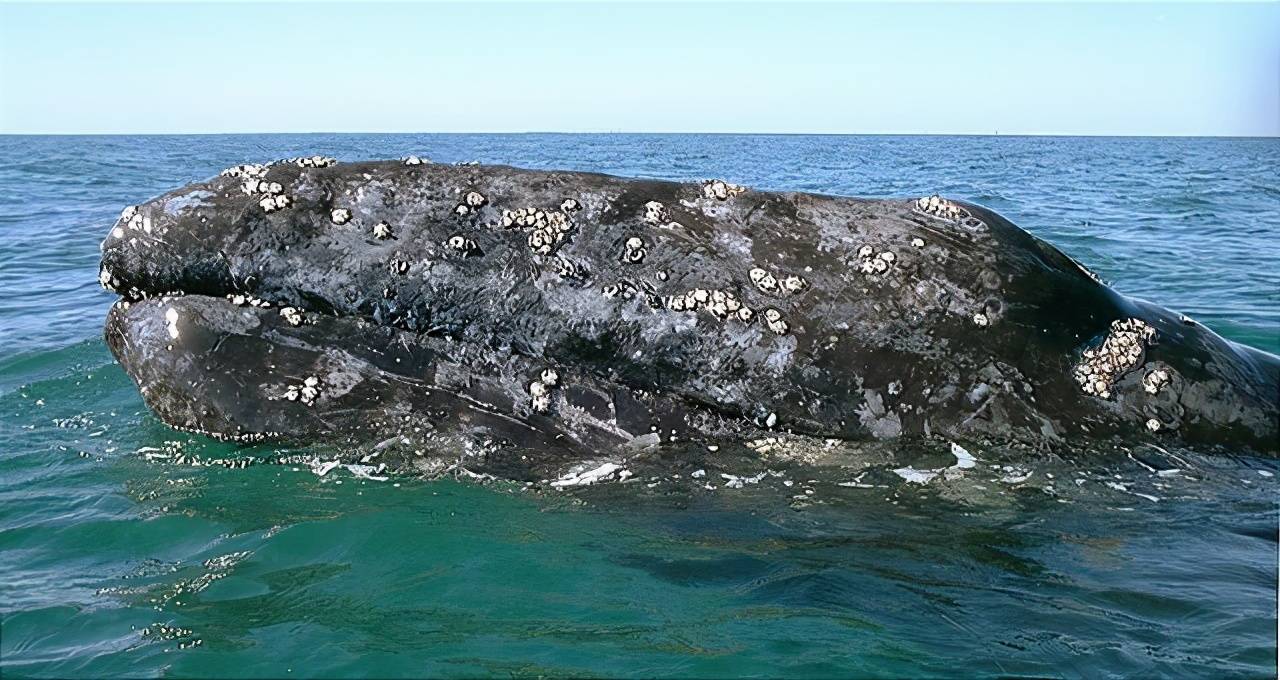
[540,368,559,387]
[781,275,808,294]
[737,307,755,323]
[857,245,874,259]
[164,307,180,340]
[465,191,486,207]
[1145,418,1161,432]
[372,221,392,239]
[120,205,138,221]
[531,394,551,413]
[1142,368,1170,394]
[330,208,352,225]
[765,412,778,428]
[454,204,471,216]
[624,236,646,263]
[279,307,304,326]
[403,155,428,166]
[972,312,990,327]
[561,198,581,212]
[764,308,789,335]
[642,201,667,225]
[878,251,895,264]
[911,237,926,248]
[529,380,548,398]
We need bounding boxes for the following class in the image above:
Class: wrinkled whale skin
[99,160,1279,471]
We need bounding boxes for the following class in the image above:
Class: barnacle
[623,237,647,264]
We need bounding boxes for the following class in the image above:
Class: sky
[0,2,1276,136]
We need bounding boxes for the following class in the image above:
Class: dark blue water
[1,134,1277,677]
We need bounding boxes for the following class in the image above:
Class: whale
[98,156,1279,480]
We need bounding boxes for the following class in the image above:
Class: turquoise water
[1,134,1277,677]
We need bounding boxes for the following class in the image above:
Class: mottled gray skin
[99,160,1279,476]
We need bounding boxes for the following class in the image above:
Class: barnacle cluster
[1073,318,1157,398]
[282,376,321,406]
[287,155,337,168]
[763,308,790,335]
[972,312,990,327]
[243,177,292,213]
[403,155,430,166]
[528,368,559,413]
[911,237,926,248]
[219,163,292,212]
[623,237,647,264]
[1142,367,1170,395]
[389,255,411,274]
[330,208,352,225]
[602,280,648,302]
[854,245,896,276]
[227,293,271,308]
[914,195,985,229]
[554,255,589,280]
[560,198,582,213]
[117,205,152,234]
[642,201,668,225]
[500,207,575,255]
[454,191,487,216]
[702,179,746,200]
[220,163,268,180]
[445,235,480,256]
[279,306,305,326]
[748,267,807,296]
[662,287,754,323]
[372,221,392,239]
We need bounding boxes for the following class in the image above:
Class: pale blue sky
[1,2,1276,136]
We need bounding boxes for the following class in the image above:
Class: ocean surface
[0,134,1276,678]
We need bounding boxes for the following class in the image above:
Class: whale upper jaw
[98,159,1280,473]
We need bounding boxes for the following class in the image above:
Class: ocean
[1,134,1276,677]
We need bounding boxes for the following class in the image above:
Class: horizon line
[1,130,1276,139]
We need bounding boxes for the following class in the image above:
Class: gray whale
[98,157,1279,479]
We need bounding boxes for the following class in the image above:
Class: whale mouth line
[98,158,1279,479]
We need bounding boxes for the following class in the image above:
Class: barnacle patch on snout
[528,368,560,413]
[502,207,575,255]
[288,155,337,168]
[280,376,322,406]
[1072,318,1157,399]
[445,235,481,257]
[749,267,807,296]
[914,195,985,230]
[853,245,896,276]
[702,179,746,201]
